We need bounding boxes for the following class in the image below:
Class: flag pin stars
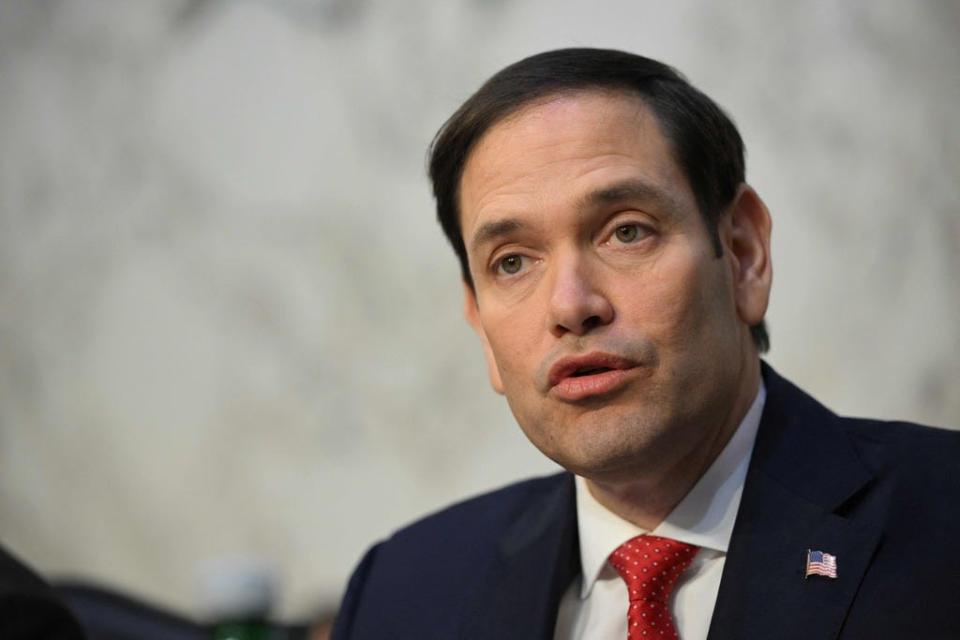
[805,549,838,579]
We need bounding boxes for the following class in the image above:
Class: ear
[724,184,773,329]
[462,282,505,395]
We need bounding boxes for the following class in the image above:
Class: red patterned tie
[608,534,699,639]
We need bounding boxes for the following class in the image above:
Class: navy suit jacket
[332,365,960,639]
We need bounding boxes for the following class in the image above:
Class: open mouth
[546,352,640,401]
[570,366,613,377]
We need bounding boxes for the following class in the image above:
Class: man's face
[459,90,769,483]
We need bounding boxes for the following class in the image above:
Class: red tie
[608,534,699,639]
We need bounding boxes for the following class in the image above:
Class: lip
[547,352,638,401]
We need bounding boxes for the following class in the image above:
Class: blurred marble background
[0,0,957,621]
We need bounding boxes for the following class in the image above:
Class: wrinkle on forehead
[459,90,691,238]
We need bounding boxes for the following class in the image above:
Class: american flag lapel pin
[805,549,838,579]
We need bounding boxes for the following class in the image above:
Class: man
[331,49,960,639]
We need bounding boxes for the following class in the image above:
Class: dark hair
[428,48,769,352]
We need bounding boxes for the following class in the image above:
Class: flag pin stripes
[805,549,838,579]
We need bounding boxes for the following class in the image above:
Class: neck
[585,357,762,530]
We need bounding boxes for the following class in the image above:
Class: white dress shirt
[554,383,766,640]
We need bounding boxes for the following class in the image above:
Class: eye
[495,254,525,276]
[613,223,645,244]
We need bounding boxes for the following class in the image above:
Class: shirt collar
[574,381,766,598]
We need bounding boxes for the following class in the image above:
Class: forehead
[458,90,690,234]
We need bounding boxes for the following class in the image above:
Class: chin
[556,452,652,486]
[542,418,669,480]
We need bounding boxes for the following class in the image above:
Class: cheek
[621,253,731,351]
[483,305,543,381]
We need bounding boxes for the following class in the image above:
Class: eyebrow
[468,179,680,255]
[470,218,527,254]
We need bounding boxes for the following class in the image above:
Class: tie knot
[608,535,699,603]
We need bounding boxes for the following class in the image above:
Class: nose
[547,254,614,338]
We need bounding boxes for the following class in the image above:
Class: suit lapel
[458,366,882,639]
[707,365,882,640]
[461,474,579,640]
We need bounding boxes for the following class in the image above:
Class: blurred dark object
[57,582,207,640]
[210,618,309,640]
[0,544,86,639]
[57,581,311,640]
